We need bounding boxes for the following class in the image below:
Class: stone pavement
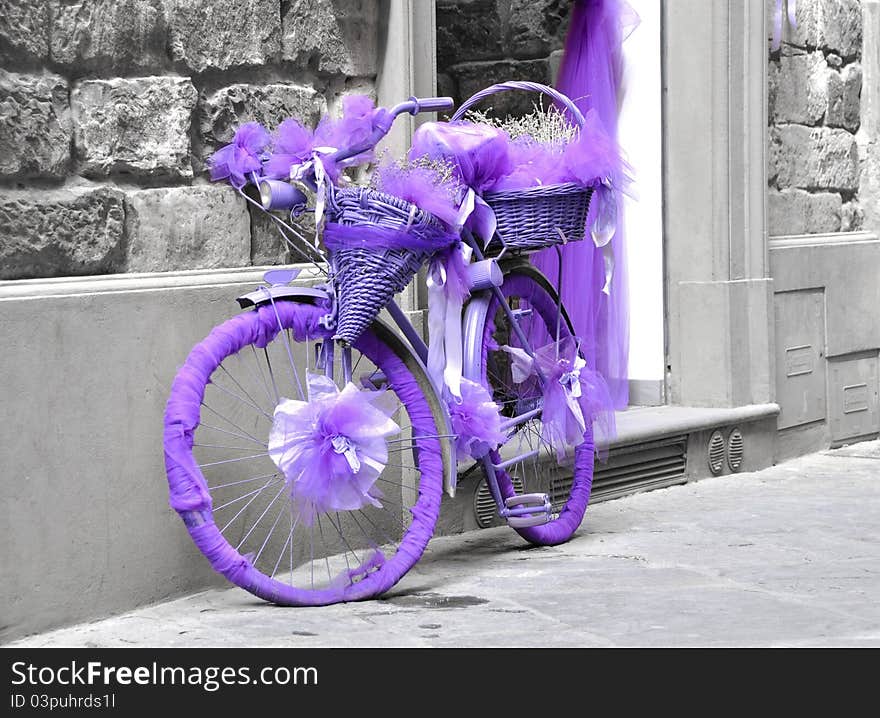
[7,442,880,648]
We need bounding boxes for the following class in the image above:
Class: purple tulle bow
[208,122,271,188]
[267,374,400,525]
[448,378,508,458]
[504,335,615,462]
[263,118,314,181]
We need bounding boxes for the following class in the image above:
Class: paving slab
[6,442,880,648]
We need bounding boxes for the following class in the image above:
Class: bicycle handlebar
[326,95,455,168]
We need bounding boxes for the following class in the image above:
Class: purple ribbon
[426,242,472,399]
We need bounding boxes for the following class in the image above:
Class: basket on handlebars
[451,81,594,254]
[326,186,446,346]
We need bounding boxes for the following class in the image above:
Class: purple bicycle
[164,82,609,606]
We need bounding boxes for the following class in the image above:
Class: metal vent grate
[475,475,524,528]
[727,428,744,471]
[587,435,688,504]
[708,430,725,475]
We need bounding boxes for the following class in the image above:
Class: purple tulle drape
[532,0,639,409]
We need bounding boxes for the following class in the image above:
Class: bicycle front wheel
[164,298,449,605]
[475,264,595,545]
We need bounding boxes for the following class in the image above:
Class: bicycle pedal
[503,493,551,528]
[511,308,533,322]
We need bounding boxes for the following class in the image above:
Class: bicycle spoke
[195,442,265,453]
[208,472,280,492]
[263,347,281,404]
[214,476,280,512]
[315,514,332,583]
[201,403,267,447]
[249,345,276,406]
[218,362,273,418]
[199,421,266,447]
[198,452,270,469]
[254,499,289,566]
[220,477,280,533]
[236,482,288,551]
[208,378,273,422]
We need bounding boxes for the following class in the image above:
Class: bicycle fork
[462,260,560,529]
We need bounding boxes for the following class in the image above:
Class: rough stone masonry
[0,0,378,279]
[768,0,866,236]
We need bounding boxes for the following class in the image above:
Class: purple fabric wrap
[322,221,460,254]
[482,271,598,545]
[532,0,638,409]
[268,374,401,525]
[208,122,271,188]
[448,378,507,458]
[163,300,444,605]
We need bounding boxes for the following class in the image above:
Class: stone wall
[0,0,379,280]
[436,0,571,117]
[768,0,865,235]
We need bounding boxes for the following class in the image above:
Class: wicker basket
[326,186,444,346]
[451,81,594,253]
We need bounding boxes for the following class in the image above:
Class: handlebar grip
[410,96,455,113]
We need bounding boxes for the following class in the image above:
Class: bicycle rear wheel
[164,298,449,605]
[475,264,595,545]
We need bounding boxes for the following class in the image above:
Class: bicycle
[164,82,604,606]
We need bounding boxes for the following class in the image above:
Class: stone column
[663,0,774,408]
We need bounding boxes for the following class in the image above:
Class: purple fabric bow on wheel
[267,374,400,525]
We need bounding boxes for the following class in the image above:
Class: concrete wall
[0,0,381,280]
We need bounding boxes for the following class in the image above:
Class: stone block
[0,70,70,179]
[770,125,859,191]
[768,188,842,236]
[507,0,570,60]
[840,201,863,232]
[0,1,49,64]
[199,83,324,163]
[72,76,197,179]
[249,204,317,267]
[166,0,280,72]
[841,63,862,133]
[437,0,504,67]
[770,51,841,126]
[125,185,250,272]
[49,0,168,72]
[283,0,378,76]
[0,187,125,280]
[452,59,550,118]
[789,0,862,59]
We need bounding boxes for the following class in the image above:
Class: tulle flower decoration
[267,374,400,525]
[207,122,271,188]
[448,378,508,458]
[371,155,465,229]
[502,335,615,462]
[262,118,314,180]
[311,94,378,181]
[410,120,512,240]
